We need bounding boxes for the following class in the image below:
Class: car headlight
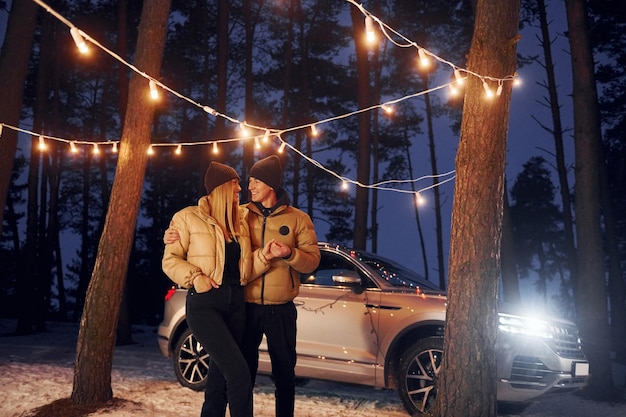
[498,314,553,339]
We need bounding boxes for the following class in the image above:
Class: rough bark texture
[71,0,171,404]
[564,0,615,399]
[436,0,520,416]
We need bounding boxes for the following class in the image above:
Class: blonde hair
[206,179,240,242]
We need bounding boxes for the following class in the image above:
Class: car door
[294,250,382,386]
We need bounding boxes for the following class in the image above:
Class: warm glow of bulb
[240,122,249,137]
[449,84,459,97]
[149,80,159,99]
[93,143,100,155]
[175,144,182,155]
[418,48,430,68]
[263,130,270,143]
[381,104,394,115]
[112,142,118,153]
[38,136,47,151]
[365,16,376,44]
[415,192,425,206]
[70,141,78,153]
[254,137,261,149]
[310,125,319,137]
[212,142,219,154]
[341,181,349,191]
[70,27,89,54]
[147,145,154,155]
[483,81,494,99]
[278,142,286,154]
[454,69,465,85]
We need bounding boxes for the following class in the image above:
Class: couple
[162,155,320,417]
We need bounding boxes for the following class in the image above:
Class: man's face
[248,177,274,206]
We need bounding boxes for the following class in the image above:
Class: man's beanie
[204,161,239,195]
[249,155,283,190]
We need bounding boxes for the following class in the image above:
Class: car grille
[509,355,551,389]
[545,322,586,359]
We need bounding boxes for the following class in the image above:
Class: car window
[300,251,374,287]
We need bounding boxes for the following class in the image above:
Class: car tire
[396,336,444,415]
[173,328,209,391]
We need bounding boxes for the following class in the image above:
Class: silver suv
[157,243,589,415]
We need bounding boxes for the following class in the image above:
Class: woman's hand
[163,228,181,244]
[193,274,220,293]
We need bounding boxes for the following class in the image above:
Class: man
[164,155,320,417]
[242,155,320,417]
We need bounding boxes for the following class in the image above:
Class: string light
[263,130,270,143]
[0,124,3,137]
[454,69,465,85]
[417,47,431,69]
[341,180,349,191]
[175,144,182,155]
[310,124,319,137]
[415,192,425,206]
[278,141,286,154]
[112,142,118,153]
[239,122,249,137]
[364,15,376,44]
[147,145,154,155]
[70,141,78,153]
[496,82,503,97]
[38,135,47,150]
[212,141,219,154]
[254,137,261,149]
[483,80,493,99]
[381,104,394,115]
[92,143,100,155]
[149,80,159,99]
[70,27,89,53]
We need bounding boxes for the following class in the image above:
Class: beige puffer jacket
[162,197,269,289]
[242,197,320,305]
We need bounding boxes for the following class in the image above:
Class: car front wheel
[173,328,209,391]
[396,336,444,415]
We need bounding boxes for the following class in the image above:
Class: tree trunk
[0,0,38,236]
[536,0,578,301]
[350,5,370,250]
[71,0,171,404]
[500,186,520,304]
[564,0,615,399]
[436,0,520,415]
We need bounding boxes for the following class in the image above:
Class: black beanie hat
[249,155,283,190]
[204,161,239,195]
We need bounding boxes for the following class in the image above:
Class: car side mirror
[332,271,364,294]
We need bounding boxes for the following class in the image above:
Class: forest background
[0,0,624,378]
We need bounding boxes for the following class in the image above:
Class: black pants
[243,301,297,417]
[186,285,252,417]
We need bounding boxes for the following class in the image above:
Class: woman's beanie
[204,161,239,195]
[249,155,283,190]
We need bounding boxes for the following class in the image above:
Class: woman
[162,161,273,417]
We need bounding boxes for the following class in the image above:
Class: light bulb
[365,16,376,44]
[278,142,286,154]
[418,48,430,68]
[38,136,47,151]
[70,141,78,153]
[381,104,394,115]
[310,125,319,137]
[483,81,493,99]
[454,69,465,85]
[212,142,219,154]
[149,80,159,99]
[175,144,182,155]
[93,143,100,155]
[147,145,154,155]
[112,142,118,153]
[70,27,88,54]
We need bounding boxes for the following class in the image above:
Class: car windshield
[354,251,440,291]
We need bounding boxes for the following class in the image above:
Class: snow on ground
[0,319,624,417]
